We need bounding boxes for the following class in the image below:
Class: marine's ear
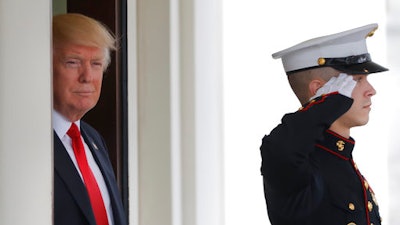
[308,79,324,96]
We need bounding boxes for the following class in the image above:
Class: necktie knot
[67,123,81,140]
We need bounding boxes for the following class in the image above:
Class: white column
[129,0,223,224]
[178,0,224,224]
[0,0,52,225]
[127,0,139,224]
[133,0,173,224]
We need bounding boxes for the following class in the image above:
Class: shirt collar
[52,110,81,140]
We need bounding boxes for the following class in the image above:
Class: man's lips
[74,90,95,96]
[363,103,372,109]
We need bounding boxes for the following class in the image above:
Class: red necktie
[67,123,109,225]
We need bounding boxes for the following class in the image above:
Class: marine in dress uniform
[260,24,388,225]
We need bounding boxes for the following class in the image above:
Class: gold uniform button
[364,180,369,189]
[348,203,355,211]
[372,193,379,206]
[368,201,373,212]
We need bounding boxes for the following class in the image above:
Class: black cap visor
[331,61,389,75]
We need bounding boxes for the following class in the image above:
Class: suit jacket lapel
[53,131,97,225]
[80,125,127,225]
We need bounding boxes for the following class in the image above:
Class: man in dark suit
[260,24,388,225]
[52,13,127,225]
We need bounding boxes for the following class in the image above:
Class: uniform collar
[316,129,355,160]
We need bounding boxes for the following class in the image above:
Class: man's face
[337,74,376,128]
[53,43,105,122]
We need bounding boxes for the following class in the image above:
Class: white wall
[0,0,53,225]
[386,0,400,224]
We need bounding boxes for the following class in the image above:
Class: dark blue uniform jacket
[260,93,381,225]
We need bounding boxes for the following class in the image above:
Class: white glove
[310,73,356,101]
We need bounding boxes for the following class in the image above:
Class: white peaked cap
[272,23,388,75]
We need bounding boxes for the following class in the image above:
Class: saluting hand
[310,73,356,101]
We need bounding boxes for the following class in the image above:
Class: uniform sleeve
[260,93,353,193]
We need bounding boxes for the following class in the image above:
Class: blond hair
[52,13,117,69]
[288,67,340,104]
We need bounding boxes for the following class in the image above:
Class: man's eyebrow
[61,54,105,62]
[91,57,105,61]
[61,54,82,60]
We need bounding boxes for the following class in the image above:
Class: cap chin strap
[319,53,371,66]
[286,54,371,76]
